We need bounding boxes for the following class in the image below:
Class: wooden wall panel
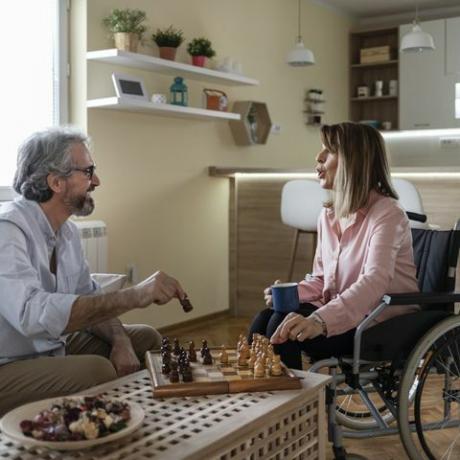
[231,177,460,316]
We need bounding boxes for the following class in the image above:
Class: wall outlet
[270,123,281,134]
[126,263,138,284]
[440,137,460,149]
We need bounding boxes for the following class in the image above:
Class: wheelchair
[308,220,460,459]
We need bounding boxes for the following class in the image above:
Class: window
[0,0,68,200]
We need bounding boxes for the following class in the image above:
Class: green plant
[186,37,216,58]
[102,9,147,38]
[152,26,184,48]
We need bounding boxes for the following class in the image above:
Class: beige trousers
[0,324,161,416]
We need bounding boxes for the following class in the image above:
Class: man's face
[63,143,100,217]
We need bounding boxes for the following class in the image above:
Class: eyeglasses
[71,164,96,180]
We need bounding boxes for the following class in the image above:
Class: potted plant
[186,37,216,67]
[102,8,147,53]
[152,26,184,61]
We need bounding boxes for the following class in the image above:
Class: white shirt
[0,198,98,365]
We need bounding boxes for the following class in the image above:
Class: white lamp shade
[287,39,315,66]
[400,23,435,52]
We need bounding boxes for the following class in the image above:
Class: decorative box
[360,45,391,64]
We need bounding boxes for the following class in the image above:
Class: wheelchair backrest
[412,225,460,294]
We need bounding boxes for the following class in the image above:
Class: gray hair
[13,127,90,202]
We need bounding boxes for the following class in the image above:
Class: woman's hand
[264,279,281,306]
[270,313,324,344]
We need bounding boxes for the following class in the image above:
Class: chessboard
[146,347,302,398]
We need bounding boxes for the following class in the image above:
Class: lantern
[170,76,188,106]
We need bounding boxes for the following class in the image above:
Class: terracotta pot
[191,55,206,67]
[113,32,139,52]
[159,47,177,61]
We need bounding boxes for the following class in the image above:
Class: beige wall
[70,0,353,328]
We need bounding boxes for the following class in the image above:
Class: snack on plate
[19,395,131,442]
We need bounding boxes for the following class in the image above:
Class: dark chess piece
[162,336,170,345]
[200,339,208,357]
[162,361,170,375]
[188,341,197,362]
[203,349,213,365]
[180,296,194,313]
[169,361,179,383]
[162,351,171,365]
[173,338,181,356]
[182,366,193,382]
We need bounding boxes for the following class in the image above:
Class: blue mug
[271,282,300,313]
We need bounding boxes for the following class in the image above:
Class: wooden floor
[159,313,411,460]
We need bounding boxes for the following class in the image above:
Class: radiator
[74,220,108,273]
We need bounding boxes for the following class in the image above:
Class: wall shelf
[87,97,241,121]
[351,96,398,102]
[351,60,398,68]
[87,49,259,87]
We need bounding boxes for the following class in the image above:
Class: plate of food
[0,394,144,450]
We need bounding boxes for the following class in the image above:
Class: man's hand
[136,270,186,307]
[109,339,140,377]
[264,279,281,306]
[270,313,323,344]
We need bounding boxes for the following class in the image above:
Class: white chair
[392,178,429,228]
[281,180,329,281]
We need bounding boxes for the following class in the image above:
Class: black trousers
[248,303,356,369]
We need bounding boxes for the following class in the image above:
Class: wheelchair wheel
[398,316,460,460]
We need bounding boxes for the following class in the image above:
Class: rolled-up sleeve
[316,207,408,336]
[0,222,76,339]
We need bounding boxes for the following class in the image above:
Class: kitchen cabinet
[399,19,456,129]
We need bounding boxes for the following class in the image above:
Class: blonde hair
[320,122,397,218]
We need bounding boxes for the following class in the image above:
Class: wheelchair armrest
[383,291,460,305]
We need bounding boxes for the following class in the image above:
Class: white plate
[0,396,144,450]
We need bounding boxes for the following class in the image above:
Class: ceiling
[317,0,460,18]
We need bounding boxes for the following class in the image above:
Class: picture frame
[111,72,148,101]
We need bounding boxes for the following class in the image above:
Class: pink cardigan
[298,191,419,337]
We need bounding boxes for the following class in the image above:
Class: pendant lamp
[286,0,315,66]
[400,3,435,53]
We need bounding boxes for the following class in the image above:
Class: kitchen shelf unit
[86,49,260,121]
[349,28,399,130]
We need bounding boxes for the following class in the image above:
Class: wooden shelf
[351,96,398,102]
[87,49,259,87]
[351,60,398,68]
[87,97,241,121]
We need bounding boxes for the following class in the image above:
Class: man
[0,127,187,415]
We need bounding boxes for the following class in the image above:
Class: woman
[249,122,419,369]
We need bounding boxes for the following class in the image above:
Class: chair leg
[287,229,300,281]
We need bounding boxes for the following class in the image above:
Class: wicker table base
[0,369,330,460]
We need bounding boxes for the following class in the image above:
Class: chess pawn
[270,354,283,376]
[201,339,208,357]
[240,343,250,360]
[188,341,197,362]
[248,352,256,369]
[173,338,181,355]
[237,350,248,367]
[254,358,265,378]
[162,361,170,375]
[219,345,229,365]
[203,348,213,365]
[169,361,179,383]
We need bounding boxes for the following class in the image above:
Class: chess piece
[180,296,194,313]
[182,366,193,382]
[201,339,208,357]
[248,352,256,369]
[254,358,265,378]
[173,338,181,356]
[270,355,283,376]
[202,348,213,365]
[219,345,229,365]
[162,361,170,375]
[188,341,197,362]
[169,361,179,383]
[237,333,245,350]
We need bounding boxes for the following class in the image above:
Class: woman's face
[315,145,338,190]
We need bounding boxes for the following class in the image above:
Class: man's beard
[66,192,95,216]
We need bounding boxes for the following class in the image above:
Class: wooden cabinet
[349,28,399,131]
[399,19,452,130]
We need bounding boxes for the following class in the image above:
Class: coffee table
[0,369,330,459]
